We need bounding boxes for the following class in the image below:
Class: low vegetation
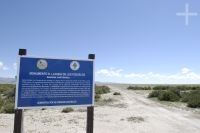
[95,85,111,94]
[127,86,151,90]
[148,90,161,98]
[95,94,101,101]
[182,91,200,108]
[149,90,180,102]
[113,92,121,95]
[62,107,74,113]
[102,98,114,103]
[0,96,3,108]
[158,91,180,102]
[0,84,15,94]
[148,85,200,108]
[95,85,111,101]
[0,84,15,113]
[127,85,200,108]
[152,85,200,91]
[127,116,144,123]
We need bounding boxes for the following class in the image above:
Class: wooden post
[86,54,95,133]
[13,49,26,133]
[87,106,94,133]
[13,109,23,133]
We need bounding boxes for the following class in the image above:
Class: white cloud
[168,68,200,80]
[96,68,123,77]
[124,73,146,78]
[95,67,200,84]
[0,61,9,71]
[181,68,192,74]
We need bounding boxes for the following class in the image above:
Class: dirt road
[94,84,200,133]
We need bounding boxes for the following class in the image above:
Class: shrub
[187,98,200,108]
[95,86,110,94]
[148,86,200,108]
[1,97,15,113]
[191,86,200,90]
[94,86,111,102]
[180,92,190,102]
[0,96,3,107]
[62,107,74,113]
[3,88,15,98]
[0,96,4,112]
[0,84,15,95]
[95,94,101,101]
[127,86,151,90]
[127,116,144,123]
[102,98,114,103]
[158,91,180,102]
[148,90,162,98]
[113,92,121,95]
[177,86,200,91]
[3,102,14,114]
[187,91,200,108]
[0,85,15,114]
[152,85,200,91]
[168,87,181,97]
[153,86,169,90]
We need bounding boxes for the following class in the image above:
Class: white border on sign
[17,104,94,109]
[92,59,95,106]
[15,56,22,109]
[15,55,95,109]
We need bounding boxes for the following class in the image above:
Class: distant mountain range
[0,77,16,84]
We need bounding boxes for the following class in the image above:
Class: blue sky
[0,0,200,84]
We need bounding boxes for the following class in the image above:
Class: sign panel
[15,56,94,109]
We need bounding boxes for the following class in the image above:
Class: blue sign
[15,56,94,109]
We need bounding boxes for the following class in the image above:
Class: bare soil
[1,84,200,133]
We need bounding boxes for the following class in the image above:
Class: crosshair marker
[176,3,198,25]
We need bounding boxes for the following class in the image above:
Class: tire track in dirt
[107,84,200,133]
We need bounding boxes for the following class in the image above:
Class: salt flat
[1,84,200,133]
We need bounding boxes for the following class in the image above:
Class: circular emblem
[70,61,80,71]
[37,59,48,70]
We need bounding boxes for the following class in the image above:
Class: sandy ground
[1,84,200,133]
